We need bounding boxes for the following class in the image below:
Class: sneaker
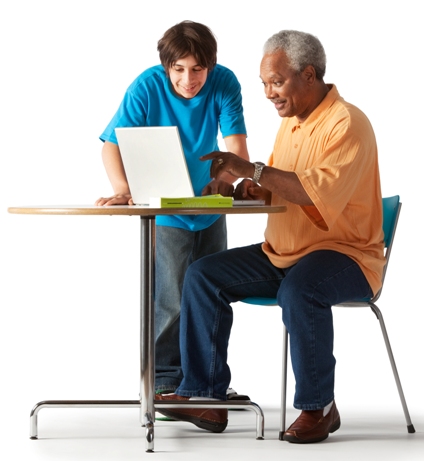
[227,388,250,400]
[155,389,177,421]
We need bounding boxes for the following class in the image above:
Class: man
[156,30,385,443]
[96,21,249,395]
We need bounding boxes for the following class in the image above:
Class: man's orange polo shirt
[263,85,385,295]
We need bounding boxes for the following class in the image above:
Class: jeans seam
[208,301,221,397]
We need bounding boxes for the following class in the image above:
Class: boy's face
[169,55,208,99]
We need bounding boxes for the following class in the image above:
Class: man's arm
[255,166,313,205]
[201,134,249,196]
[95,141,133,206]
[201,150,313,206]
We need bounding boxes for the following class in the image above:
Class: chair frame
[243,195,415,438]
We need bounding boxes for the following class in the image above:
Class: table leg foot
[29,399,140,439]
[144,411,154,452]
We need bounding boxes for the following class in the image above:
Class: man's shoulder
[333,98,373,133]
[317,86,372,134]
[329,86,369,120]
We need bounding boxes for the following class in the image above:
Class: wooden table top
[8,204,287,217]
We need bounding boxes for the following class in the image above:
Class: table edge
[7,205,287,216]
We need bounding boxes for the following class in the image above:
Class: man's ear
[302,65,316,85]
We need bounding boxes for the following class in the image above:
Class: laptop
[115,126,194,205]
[115,126,265,206]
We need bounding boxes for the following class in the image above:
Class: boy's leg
[154,217,227,392]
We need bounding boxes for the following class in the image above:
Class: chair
[242,195,415,439]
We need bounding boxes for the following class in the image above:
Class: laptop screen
[115,126,194,205]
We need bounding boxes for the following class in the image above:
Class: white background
[1,0,422,458]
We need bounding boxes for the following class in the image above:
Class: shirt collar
[290,84,339,133]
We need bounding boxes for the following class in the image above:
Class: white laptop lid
[115,126,194,205]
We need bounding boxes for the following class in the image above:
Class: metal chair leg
[370,303,415,433]
[278,306,416,438]
[279,325,288,440]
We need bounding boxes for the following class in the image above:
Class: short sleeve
[217,70,246,138]
[100,85,148,144]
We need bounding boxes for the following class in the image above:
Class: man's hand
[95,193,134,206]
[201,179,234,197]
[234,179,272,204]
[200,151,254,182]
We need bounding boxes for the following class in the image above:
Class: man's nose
[264,85,277,99]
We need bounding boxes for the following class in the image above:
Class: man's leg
[177,243,283,399]
[155,243,283,430]
[278,250,372,443]
[154,216,227,392]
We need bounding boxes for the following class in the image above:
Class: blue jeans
[154,215,227,392]
[175,244,372,409]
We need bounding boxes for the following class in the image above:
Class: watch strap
[252,162,266,184]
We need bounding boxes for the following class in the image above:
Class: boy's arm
[95,141,133,206]
[223,134,249,171]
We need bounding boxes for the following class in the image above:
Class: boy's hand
[95,193,134,206]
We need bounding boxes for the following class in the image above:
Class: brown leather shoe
[155,394,228,433]
[283,401,340,443]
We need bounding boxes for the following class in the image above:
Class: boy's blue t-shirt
[100,64,247,231]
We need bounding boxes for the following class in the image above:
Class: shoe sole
[283,417,341,444]
[157,409,228,433]
[155,415,177,422]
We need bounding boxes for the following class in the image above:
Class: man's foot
[155,393,228,433]
[283,401,341,444]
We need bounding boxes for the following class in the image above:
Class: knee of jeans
[278,276,307,303]
[277,279,312,323]
[278,277,336,331]
[184,258,208,284]
[184,254,229,300]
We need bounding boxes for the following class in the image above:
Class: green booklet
[149,194,233,208]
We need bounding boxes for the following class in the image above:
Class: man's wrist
[252,162,266,184]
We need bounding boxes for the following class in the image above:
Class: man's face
[260,51,314,122]
[168,55,208,99]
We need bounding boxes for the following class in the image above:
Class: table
[8,204,286,452]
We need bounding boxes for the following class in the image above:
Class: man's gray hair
[263,30,326,80]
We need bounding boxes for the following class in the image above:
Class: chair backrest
[377,195,401,299]
[382,195,401,248]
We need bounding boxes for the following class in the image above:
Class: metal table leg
[139,216,156,452]
[29,215,157,452]
[28,214,265,448]
[30,400,140,439]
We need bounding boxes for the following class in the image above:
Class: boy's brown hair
[157,20,217,73]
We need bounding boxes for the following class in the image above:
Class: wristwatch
[252,162,266,184]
